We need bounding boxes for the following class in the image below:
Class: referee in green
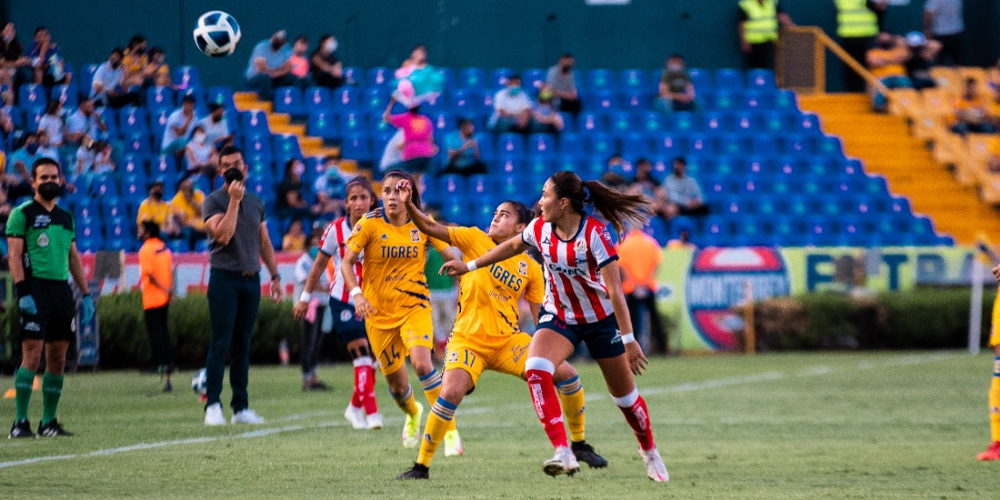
[202,145,283,426]
[7,157,94,438]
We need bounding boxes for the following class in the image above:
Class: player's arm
[259,221,282,302]
[529,301,542,326]
[292,251,332,319]
[68,242,91,295]
[340,246,373,318]
[7,237,25,285]
[397,179,451,244]
[601,261,648,376]
[441,235,528,277]
[204,182,243,245]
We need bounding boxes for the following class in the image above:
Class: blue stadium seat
[366,67,392,88]
[609,111,635,135]
[448,88,482,116]
[430,111,453,133]
[18,84,46,108]
[557,133,583,158]
[272,134,302,162]
[774,89,798,110]
[621,133,651,158]
[122,132,152,157]
[586,89,617,113]
[527,133,557,158]
[274,87,305,117]
[746,69,777,90]
[522,69,547,93]
[337,110,367,135]
[174,66,201,89]
[206,86,234,108]
[118,107,149,135]
[702,111,736,134]
[241,110,271,135]
[714,69,744,90]
[586,133,615,157]
[817,135,845,157]
[586,69,615,93]
[340,133,372,163]
[620,69,648,92]
[670,112,697,133]
[361,87,389,112]
[576,111,608,135]
[303,86,331,109]
[243,133,273,157]
[797,113,823,135]
[686,68,711,92]
[496,133,525,159]
[50,84,77,108]
[621,89,648,111]
[146,86,176,112]
[639,111,666,134]
[331,87,360,111]
[21,106,44,133]
[608,160,635,181]
[490,68,515,89]
[77,64,99,99]
[654,133,687,157]
[307,111,338,140]
[457,68,487,91]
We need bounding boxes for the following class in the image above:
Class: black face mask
[878,40,893,49]
[38,182,60,201]
[270,40,284,51]
[224,168,244,184]
[151,190,163,200]
[111,60,121,69]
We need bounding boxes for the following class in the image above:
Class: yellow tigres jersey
[346,211,449,329]
[449,226,544,338]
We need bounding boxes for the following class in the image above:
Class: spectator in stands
[601,154,629,189]
[170,176,206,251]
[26,26,70,89]
[289,36,311,86]
[988,141,1000,173]
[951,78,995,135]
[143,47,170,88]
[904,32,941,90]
[0,92,14,141]
[382,94,437,176]
[657,54,696,113]
[442,118,486,176]
[923,0,964,66]
[184,125,219,176]
[313,154,346,217]
[121,34,149,90]
[137,179,178,239]
[664,157,708,217]
[395,44,444,98]
[195,103,233,151]
[282,219,306,252]
[489,74,534,134]
[618,227,668,355]
[64,97,107,146]
[8,133,38,181]
[72,139,114,194]
[545,53,581,117]
[666,217,697,249]
[36,100,64,149]
[91,47,140,108]
[629,158,671,225]
[162,94,197,165]
[34,129,58,161]
[988,58,1000,102]
[244,30,295,101]
[1,23,31,91]
[835,0,881,93]
[309,34,344,90]
[532,87,565,134]
[866,32,912,112]
[737,0,794,70]
[277,158,315,222]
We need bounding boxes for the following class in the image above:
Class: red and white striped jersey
[520,216,619,325]
[319,216,363,304]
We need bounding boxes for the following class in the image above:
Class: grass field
[2,351,999,499]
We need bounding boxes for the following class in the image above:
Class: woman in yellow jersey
[341,169,462,452]
[978,265,1000,460]
[393,178,606,480]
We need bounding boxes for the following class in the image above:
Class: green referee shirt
[4,200,75,281]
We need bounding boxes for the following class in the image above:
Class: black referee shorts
[19,278,76,342]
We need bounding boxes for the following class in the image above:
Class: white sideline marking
[0,353,961,470]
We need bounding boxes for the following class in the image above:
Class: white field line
[0,352,961,470]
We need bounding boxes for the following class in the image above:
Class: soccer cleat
[303,380,330,392]
[366,412,384,430]
[543,446,581,477]
[9,419,35,439]
[205,403,226,426]
[977,441,1000,461]
[344,404,367,430]
[571,440,608,468]
[396,462,429,480]
[231,408,265,424]
[639,446,669,482]
[444,429,463,457]
[37,419,74,437]
[163,380,173,393]
[402,402,423,448]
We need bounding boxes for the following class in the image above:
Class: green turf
[2,352,999,499]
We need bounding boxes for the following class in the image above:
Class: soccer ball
[191,368,208,396]
[193,11,241,57]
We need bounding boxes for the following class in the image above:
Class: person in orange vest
[138,220,175,391]
[617,228,668,355]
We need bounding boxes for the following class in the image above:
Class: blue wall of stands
[5,0,997,91]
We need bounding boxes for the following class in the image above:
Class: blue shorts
[328,299,366,343]
[536,312,625,359]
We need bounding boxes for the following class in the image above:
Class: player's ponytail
[383,169,421,211]
[549,170,651,236]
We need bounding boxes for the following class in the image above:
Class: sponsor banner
[656,246,976,352]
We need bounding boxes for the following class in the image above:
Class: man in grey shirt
[924,0,963,65]
[545,53,581,117]
[201,145,283,426]
[664,157,709,217]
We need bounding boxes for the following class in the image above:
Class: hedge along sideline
[79,252,300,298]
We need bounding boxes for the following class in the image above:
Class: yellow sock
[391,385,420,416]
[556,375,586,443]
[417,397,457,466]
[420,369,456,431]
[990,359,1000,442]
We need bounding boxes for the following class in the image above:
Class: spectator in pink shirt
[382,94,437,179]
[289,36,311,86]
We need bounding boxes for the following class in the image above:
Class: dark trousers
[143,305,173,372]
[245,74,297,101]
[935,33,963,66]
[205,270,261,412]
[559,97,582,118]
[440,160,488,176]
[744,42,775,70]
[626,290,668,355]
[678,203,710,216]
[841,36,874,92]
[300,305,327,378]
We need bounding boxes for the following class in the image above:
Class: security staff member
[201,145,283,426]
[837,0,882,92]
[138,220,174,392]
[737,0,795,70]
[7,157,95,438]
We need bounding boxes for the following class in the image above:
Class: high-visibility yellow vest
[836,0,878,38]
[740,0,779,44]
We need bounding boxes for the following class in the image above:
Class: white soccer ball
[191,368,208,396]
[193,11,241,57]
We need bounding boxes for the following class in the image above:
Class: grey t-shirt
[203,187,267,273]
[546,65,578,95]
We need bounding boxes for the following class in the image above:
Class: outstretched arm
[397,178,451,244]
[441,234,529,277]
[292,252,332,319]
[601,261,648,376]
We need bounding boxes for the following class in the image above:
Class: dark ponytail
[383,169,422,211]
[549,170,651,236]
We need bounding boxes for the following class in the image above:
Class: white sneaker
[366,412,384,430]
[204,403,225,426]
[344,404,367,430]
[639,446,669,482]
[231,408,265,424]
[402,402,423,448]
[542,446,580,477]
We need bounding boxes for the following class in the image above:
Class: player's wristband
[466,260,478,272]
[271,274,281,282]
[350,286,363,298]
[299,291,311,303]
[14,281,29,297]
[621,332,636,345]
